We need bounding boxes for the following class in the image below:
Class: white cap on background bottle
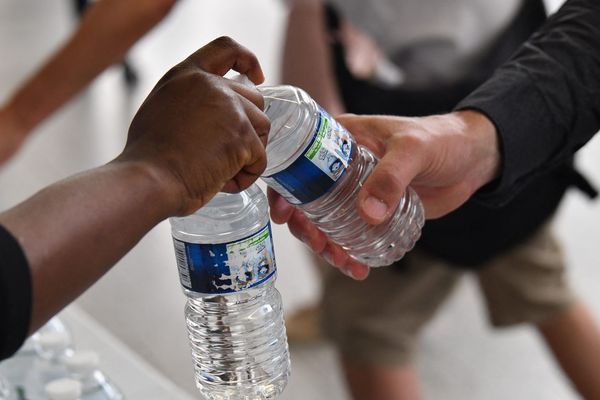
[45,378,82,400]
[64,350,100,377]
[36,331,70,353]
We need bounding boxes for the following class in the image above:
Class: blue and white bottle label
[173,224,276,294]
[264,108,353,204]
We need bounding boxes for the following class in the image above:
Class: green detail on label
[305,115,329,160]
[226,225,269,253]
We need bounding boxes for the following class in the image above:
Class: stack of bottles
[0,318,123,400]
[0,373,14,400]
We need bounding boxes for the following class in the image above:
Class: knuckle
[390,129,424,151]
[252,89,265,110]
[212,35,237,49]
[246,54,261,69]
[185,70,208,88]
[159,63,189,86]
[225,140,249,166]
[374,166,404,193]
[231,109,251,133]
[256,113,271,137]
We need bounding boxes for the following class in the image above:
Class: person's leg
[284,251,328,343]
[342,358,421,400]
[537,301,600,399]
[322,251,461,400]
[478,222,600,399]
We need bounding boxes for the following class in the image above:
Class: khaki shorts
[321,223,575,366]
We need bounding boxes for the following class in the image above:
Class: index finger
[267,188,296,224]
[336,114,386,156]
[185,36,265,84]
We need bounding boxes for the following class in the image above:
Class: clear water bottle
[64,351,123,400]
[169,184,290,400]
[259,85,425,267]
[36,318,72,345]
[45,379,82,400]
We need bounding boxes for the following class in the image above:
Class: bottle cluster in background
[0,318,123,400]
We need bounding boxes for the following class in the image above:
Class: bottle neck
[261,87,320,176]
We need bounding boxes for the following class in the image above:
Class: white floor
[1,0,599,399]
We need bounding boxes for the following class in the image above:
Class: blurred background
[1,0,599,399]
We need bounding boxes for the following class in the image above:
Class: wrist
[454,109,501,191]
[108,157,186,220]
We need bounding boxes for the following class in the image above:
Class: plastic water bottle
[64,351,123,400]
[45,379,82,400]
[259,85,425,267]
[169,184,290,400]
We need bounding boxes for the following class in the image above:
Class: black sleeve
[0,225,31,361]
[456,0,600,206]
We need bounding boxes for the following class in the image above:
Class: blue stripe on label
[267,156,338,204]
[174,223,276,294]
[266,108,353,204]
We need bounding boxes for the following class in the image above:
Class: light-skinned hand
[268,110,500,279]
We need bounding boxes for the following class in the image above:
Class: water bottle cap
[64,350,100,375]
[45,378,82,400]
[36,331,70,352]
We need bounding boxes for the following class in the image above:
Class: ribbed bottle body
[185,280,289,400]
[301,144,424,266]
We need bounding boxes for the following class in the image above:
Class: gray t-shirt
[327,0,524,86]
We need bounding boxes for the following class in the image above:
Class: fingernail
[322,250,334,266]
[364,196,388,221]
[342,268,356,279]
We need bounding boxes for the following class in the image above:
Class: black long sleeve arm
[457,0,600,206]
[0,225,31,361]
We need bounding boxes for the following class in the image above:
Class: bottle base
[349,189,425,267]
[197,373,289,400]
[300,145,425,268]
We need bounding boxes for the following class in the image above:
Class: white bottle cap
[64,350,100,376]
[45,378,82,400]
[36,331,70,352]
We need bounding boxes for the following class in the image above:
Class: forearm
[282,0,345,114]
[4,0,177,134]
[458,0,600,205]
[0,160,176,333]
[0,36,269,339]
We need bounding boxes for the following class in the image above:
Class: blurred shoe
[122,60,139,89]
[285,304,324,343]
